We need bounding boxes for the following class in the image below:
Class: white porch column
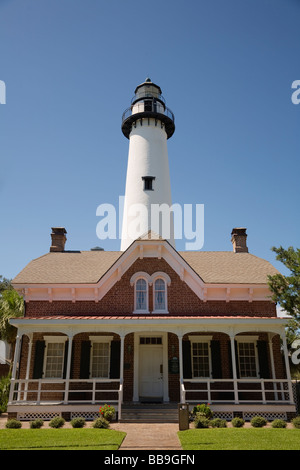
[230,335,239,404]
[24,333,33,401]
[120,335,125,384]
[281,334,295,405]
[178,334,184,402]
[64,334,73,404]
[9,333,22,403]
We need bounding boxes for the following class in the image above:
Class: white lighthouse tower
[120,78,175,251]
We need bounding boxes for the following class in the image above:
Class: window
[91,342,110,378]
[142,176,155,191]
[136,278,147,311]
[89,336,113,378]
[154,279,166,311]
[192,342,210,378]
[238,342,258,378]
[43,338,66,378]
[130,271,170,314]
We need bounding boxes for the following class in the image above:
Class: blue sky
[0,0,299,280]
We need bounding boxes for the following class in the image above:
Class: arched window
[154,278,166,311]
[136,278,148,311]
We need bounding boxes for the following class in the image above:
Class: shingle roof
[12,247,278,285]
[179,251,279,284]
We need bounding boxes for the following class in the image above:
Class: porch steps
[120,404,178,423]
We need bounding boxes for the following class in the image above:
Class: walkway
[0,414,182,450]
[111,422,182,450]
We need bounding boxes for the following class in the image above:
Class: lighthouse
[120,78,175,251]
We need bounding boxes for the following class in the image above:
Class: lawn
[178,428,300,450]
[0,428,126,450]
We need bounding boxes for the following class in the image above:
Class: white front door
[139,344,163,400]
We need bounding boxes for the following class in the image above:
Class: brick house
[7,227,296,422]
[7,79,296,422]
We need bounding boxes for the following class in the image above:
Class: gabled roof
[12,242,279,286]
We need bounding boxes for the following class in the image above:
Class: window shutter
[211,340,222,379]
[33,340,45,379]
[257,340,270,378]
[110,341,121,379]
[80,341,91,379]
[182,340,192,379]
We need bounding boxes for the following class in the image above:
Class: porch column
[230,334,239,404]
[281,334,295,405]
[268,333,278,400]
[24,333,33,401]
[9,333,22,403]
[120,335,125,384]
[64,334,73,404]
[178,334,185,402]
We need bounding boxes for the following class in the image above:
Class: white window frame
[130,272,151,314]
[189,335,212,379]
[89,336,113,379]
[236,335,259,379]
[43,336,67,379]
[152,272,170,314]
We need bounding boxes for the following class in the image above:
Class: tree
[268,246,300,321]
[0,277,24,344]
[268,246,300,378]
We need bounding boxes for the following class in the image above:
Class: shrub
[194,414,210,428]
[231,417,245,428]
[271,419,287,428]
[250,416,267,428]
[210,418,227,428]
[292,416,300,429]
[92,417,110,429]
[192,404,213,419]
[6,419,22,429]
[99,404,115,421]
[70,417,86,428]
[0,374,11,414]
[30,419,44,429]
[49,416,65,428]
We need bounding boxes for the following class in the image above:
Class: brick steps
[120,404,179,423]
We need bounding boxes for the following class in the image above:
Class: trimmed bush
[292,416,300,429]
[6,419,22,429]
[92,417,110,429]
[271,419,287,428]
[192,404,213,419]
[30,419,44,429]
[49,416,65,428]
[210,418,227,428]
[194,415,210,428]
[231,417,245,428]
[250,416,267,428]
[70,417,86,428]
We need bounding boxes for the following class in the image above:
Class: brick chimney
[50,227,67,252]
[231,227,248,253]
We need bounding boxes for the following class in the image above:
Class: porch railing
[8,378,123,419]
[180,378,294,405]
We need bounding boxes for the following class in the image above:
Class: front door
[139,339,163,401]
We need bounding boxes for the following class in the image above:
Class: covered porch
[8,315,296,421]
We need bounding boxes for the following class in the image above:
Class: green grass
[178,428,300,450]
[0,428,126,450]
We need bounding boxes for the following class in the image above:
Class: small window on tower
[142,176,155,191]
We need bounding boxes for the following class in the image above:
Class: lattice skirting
[213,411,233,420]
[70,411,99,421]
[242,411,287,421]
[17,412,61,421]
